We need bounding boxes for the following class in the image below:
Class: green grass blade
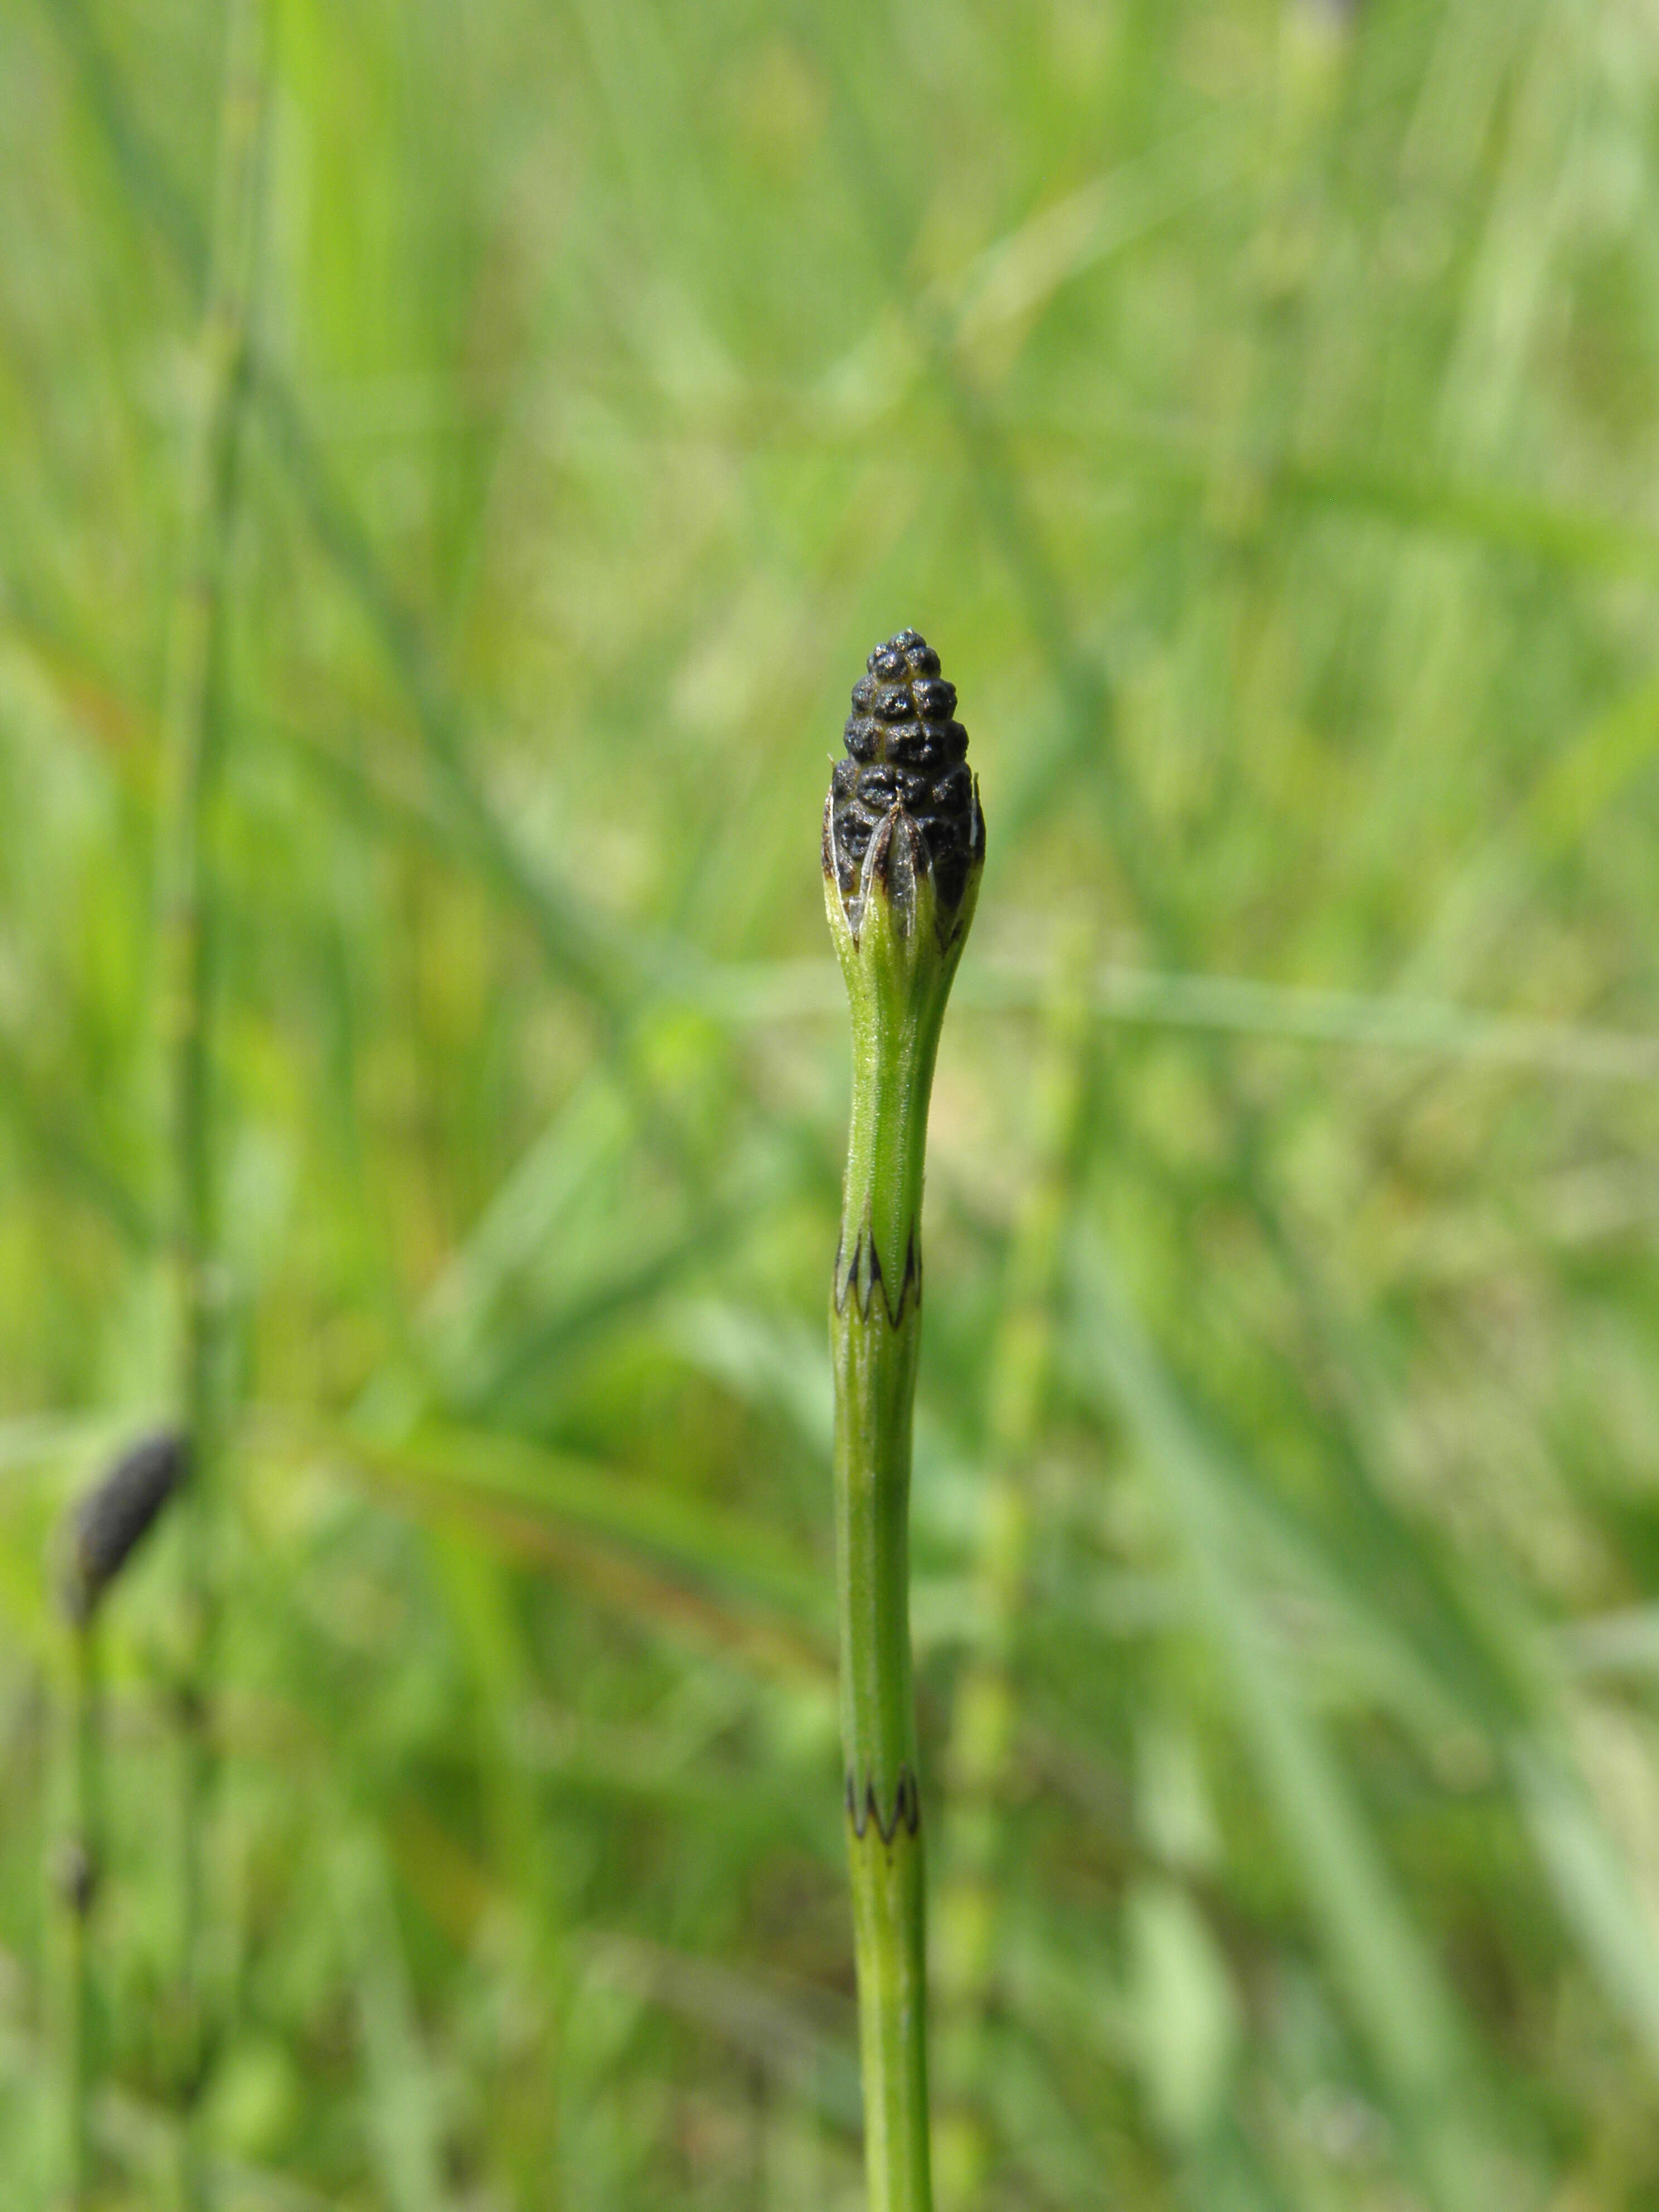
[1066,1228,1495,2212]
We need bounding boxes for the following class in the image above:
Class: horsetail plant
[824,629,984,2212]
[55,1432,187,2209]
[156,2,266,2198]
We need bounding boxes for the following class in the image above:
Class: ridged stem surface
[826,627,983,2212]
[833,978,939,2212]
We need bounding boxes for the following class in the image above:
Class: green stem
[832,981,938,2212]
[156,4,265,2201]
[827,801,980,2208]
[60,1619,101,2211]
[825,626,983,2211]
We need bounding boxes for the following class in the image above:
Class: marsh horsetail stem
[824,629,984,2212]
[158,4,267,2201]
[57,1432,185,2207]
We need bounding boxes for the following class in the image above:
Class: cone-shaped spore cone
[827,628,984,928]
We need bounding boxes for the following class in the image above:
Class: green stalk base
[848,1807,932,2212]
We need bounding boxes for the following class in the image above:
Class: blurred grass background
[7,0,1659,2203]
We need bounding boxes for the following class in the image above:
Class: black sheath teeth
[845,1764,923,1844]
[827,630,981,913]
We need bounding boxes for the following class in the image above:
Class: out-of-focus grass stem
[932,916,1094,2206]
[56,1614,101,2212]
[46,0,732,1253]
[55,1433,186,2210]
[154,3,266,2202]
[45,0,629,1022]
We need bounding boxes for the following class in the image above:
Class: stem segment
[833,969,935,2212]
[824,629,984,2212]
[156,4,266,2200]
[58,1618,101,2211]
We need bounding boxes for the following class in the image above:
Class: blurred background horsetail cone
[826,629,984,930]
[64,1429,187,1624]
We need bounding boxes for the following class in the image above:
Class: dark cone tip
[64,1429,187,1620]
[827,629,979,914]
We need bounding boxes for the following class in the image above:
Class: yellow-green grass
[4,0,1659,2204]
